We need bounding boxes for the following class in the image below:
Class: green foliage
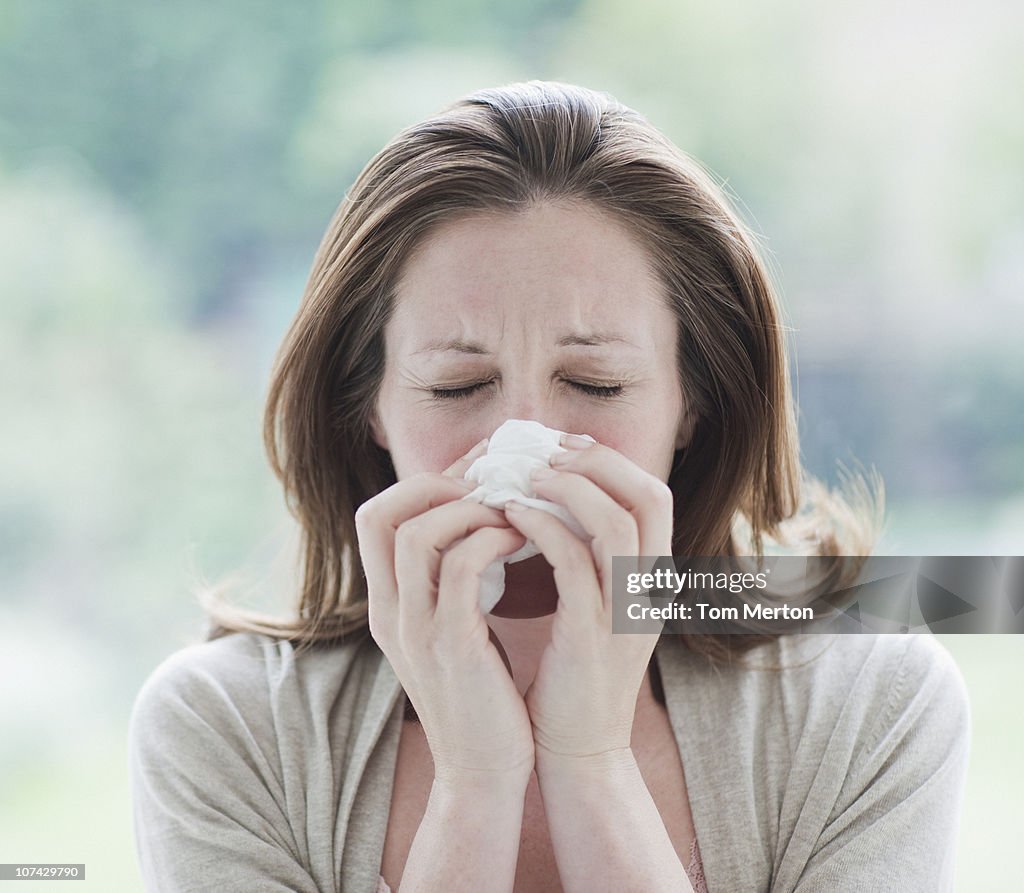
[0,0,583,323]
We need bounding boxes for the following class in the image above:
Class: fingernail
[560,433,595,449]
[504,500,526,511]
[530,466,558,480]
[454,477,478,489]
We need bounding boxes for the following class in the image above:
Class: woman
[129,81,970,892]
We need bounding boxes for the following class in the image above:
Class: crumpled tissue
[461,419,593,613]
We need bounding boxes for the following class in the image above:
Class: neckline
[650,638,711,881]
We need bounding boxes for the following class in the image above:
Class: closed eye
[569,381,625,399]
[430,380,625,401]
[429,381,491,401]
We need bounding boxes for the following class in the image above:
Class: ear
[675,404,696,450]
[369,408,389,451]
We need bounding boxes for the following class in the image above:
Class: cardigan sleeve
[127,643,322,893]
[790,635,971,893]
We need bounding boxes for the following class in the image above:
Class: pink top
[376,835,707,892]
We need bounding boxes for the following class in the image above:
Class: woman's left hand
[502,435,675,764]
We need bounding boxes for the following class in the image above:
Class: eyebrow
[412,332,640,355]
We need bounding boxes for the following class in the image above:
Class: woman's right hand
[354,439,536,787]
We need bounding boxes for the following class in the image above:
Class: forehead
[390,201,673,350]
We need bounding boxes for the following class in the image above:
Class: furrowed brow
[556,332,639,349]
[411,339,491,356]
[411,332,640,356]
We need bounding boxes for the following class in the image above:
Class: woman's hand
[354,440,536,787]
[503,436,674,764]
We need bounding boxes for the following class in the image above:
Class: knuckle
[367,611,389,643]
[606,513,637,543]
[644,478,675,514]
[394,519,428,551]
[412,470,447,490]
[561,539,593,573]
[596,531,638,560]
[441,542,483,579]
[353,498,378,530]
[366,600,393,640]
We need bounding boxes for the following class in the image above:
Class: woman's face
[372,200,694,481]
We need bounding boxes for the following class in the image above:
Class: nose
[482,385,569,438]
[483,410,552,436]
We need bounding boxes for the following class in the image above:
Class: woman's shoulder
[772,633,969,718]
[665,632,965,696]
[129,630,394,750]
[128,632,403,892]
[657,633,969,754]
[134,629,367,697]
[133,632,280,699]
[769,630,963,680]
[652,635,970,889]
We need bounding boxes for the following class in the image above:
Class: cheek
[577,423,640,466]
[375,381,486,478]
[580,417,677,480]
[388,418,483,477]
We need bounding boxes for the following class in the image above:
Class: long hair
[197,80,884,665]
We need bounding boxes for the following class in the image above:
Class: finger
[548,441,675,555]
[393,499,514,623]
[434,525,528,634]
[442,437,490,480]
[530,468,639,550]
[355,473,479,614]
[503,504,606,617]
[529,469,639,593]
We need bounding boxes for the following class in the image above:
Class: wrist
[432,764,533,800]
[534,744,637,780]
[403,764,529,891]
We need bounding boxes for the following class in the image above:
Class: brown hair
[198,80,884,666]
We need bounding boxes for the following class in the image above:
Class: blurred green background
[1,1,1021,890]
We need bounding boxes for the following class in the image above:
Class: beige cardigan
[129,630,969,892]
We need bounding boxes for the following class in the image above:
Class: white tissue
[461,419,593,613]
